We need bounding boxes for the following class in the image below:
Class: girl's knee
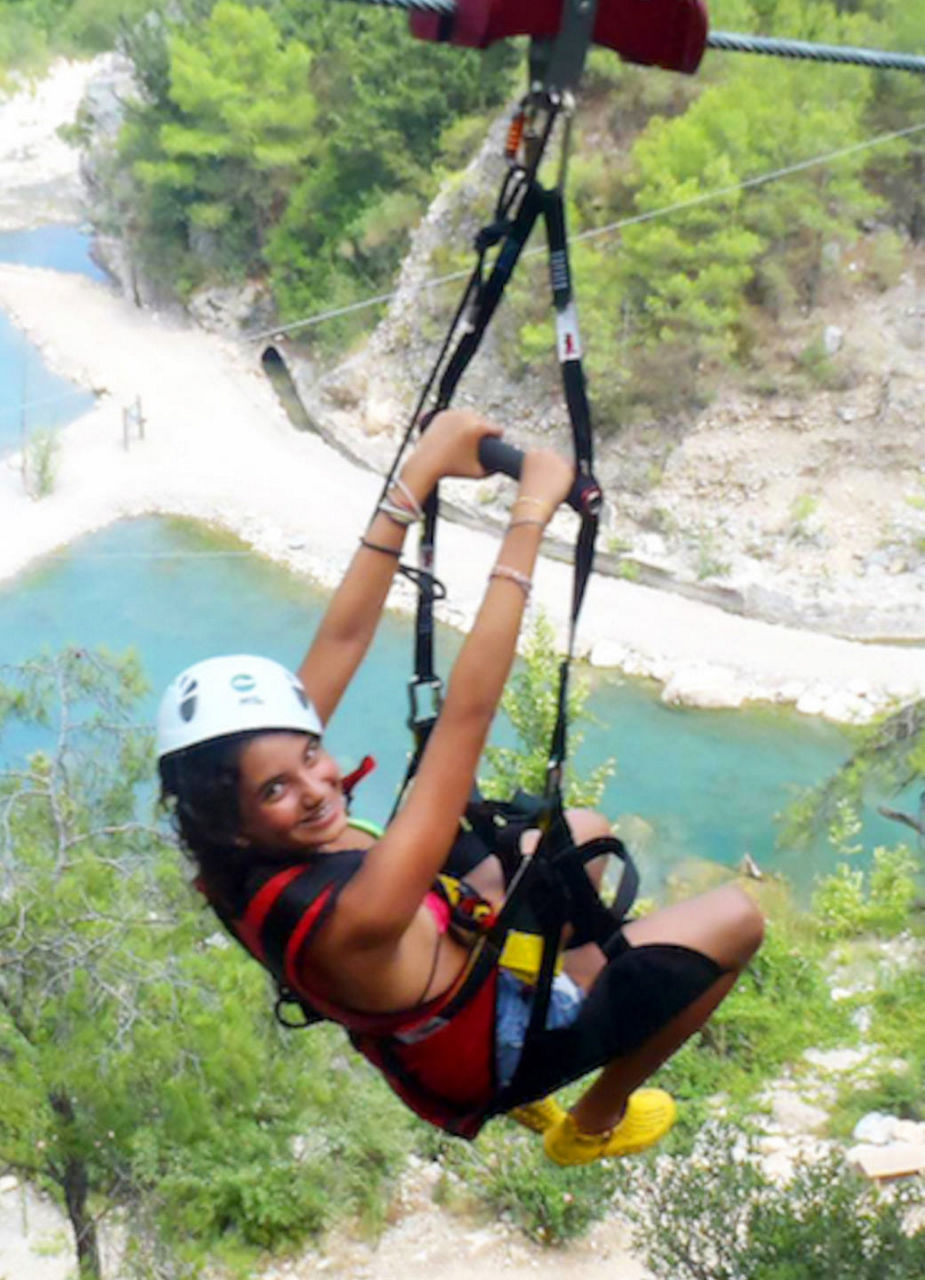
[623,883,763,972]
[565,808,613,843]
[719,885,764,965]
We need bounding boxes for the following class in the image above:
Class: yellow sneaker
[508,1095,568,1134]
[543,1089,677,1166]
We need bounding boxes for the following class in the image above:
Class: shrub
[23,427,59,499]
[626,1125,925,1280]
[441,1127,618,1244]
[830,1062,925,1138]
[812,845,918,940]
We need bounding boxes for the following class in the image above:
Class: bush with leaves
[625,1123,925,1280]
[113,0,516,331]
[0,649,414,1278]
[438,1123,619,1246]
[812,844,918,940]
[479,611,615,807]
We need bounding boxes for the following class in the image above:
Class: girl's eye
[262,780,285,802]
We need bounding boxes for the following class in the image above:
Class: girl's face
[236,731,348,853]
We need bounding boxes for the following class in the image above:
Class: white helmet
[156,654,323,759]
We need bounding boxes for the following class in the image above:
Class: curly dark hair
[159,729,265,908]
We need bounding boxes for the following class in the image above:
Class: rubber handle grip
[477,436,601,515]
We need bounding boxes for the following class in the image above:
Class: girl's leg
[504,809,612,1133]
[519,808,615,989]
[568,885,764,1134]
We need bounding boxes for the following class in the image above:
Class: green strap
[348,817,384,839]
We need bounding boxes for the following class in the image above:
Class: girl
[157,409,763,1164]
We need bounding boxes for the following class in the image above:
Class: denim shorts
[495,968,585,1088]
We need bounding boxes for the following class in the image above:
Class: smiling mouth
[297,799,340,829]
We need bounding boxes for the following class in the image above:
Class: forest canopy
[3,1,922,394]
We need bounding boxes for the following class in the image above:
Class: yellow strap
[349,832,561,983]
[436,873,562,983]
[499,930,563,983]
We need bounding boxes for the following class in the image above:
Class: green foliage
[22,426,59,498]
[479,612,615,807]
[830,1061,925,1138]
[626,1125,925,1280]
[503,0,900,416]
[779,697,925,849]
[0,649,415,1276]
[827,794,863,856]
[693,528,731,580]
[857,0,925,242]
[0,0,153,67]
[440,1125,618,1245]
[0,2,49,72]
[125,2,318,287]
[867,965,925,1082]
[865,228,907,290]
[797,335,848,390]
[812,845,919,939]
[113,0,516,336]
[657,914,851,1124]
[60,0,153,54]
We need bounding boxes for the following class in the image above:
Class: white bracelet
[377,498,418,527]
[489,563,532,599]
[389,474,425,521]
[512,496,552,521]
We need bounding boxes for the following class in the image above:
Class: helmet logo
[231,673,257,692]
[178,676,198,723]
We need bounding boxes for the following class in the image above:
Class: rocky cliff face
[73,57,924,644]
[284,116,925,644]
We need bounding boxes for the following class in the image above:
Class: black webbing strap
[402,176,550,778]
[398,169,600,799]
[386,16,613,1099]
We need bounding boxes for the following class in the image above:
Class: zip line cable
[37,549,260,560]
[706,31,925,75]
[0,387,94,423]
[246,118,925,345]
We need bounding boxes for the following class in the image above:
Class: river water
[0,227,903,899]
[1,515,876,897]
[0,224,100,450]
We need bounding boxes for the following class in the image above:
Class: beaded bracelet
[489,563,533,599]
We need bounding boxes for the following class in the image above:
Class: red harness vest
[200,850,501,1138]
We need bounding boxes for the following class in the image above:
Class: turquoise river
[0,227,904,899]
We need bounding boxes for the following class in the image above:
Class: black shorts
[494,941,723,1112]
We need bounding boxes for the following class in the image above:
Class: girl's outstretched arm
[298,411,501,724]
[331,447,575,946]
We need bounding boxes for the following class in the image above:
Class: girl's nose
[298,767,326,804]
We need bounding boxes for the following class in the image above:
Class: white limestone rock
[852,1111,896,1145]
[660,663,748,710]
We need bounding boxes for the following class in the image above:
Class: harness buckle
[407,676,444,731]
